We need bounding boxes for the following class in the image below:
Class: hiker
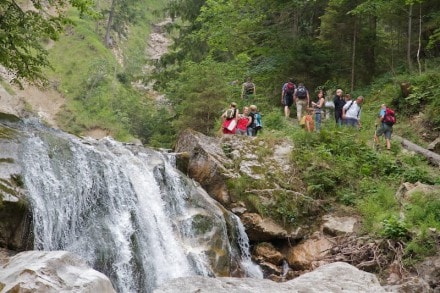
[333,89,345,126]
[221,102,239,134]
[311,90,325,132]
[342,96,364,128]
[241,77,256,99]
[247,104,262,136]
[281,78,295,118]
[300,108,315,132]
[236,106,252,135]
[374,104,395,151]
[342,94,352,125]
[294,82,310,123]
[324,90,335,120]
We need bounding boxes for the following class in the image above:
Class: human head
[231,102,237,108]
[243,106,249,114]
[381,103,386,109]
[336,89,343,96]
[289,78,294,83]
[298,82,304,87]
[249,104,257,112]
[356,96,364,104]
[246,76,252,82]
[317,90,324,97]
[345,94,352,101]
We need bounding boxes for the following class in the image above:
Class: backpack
[383,107,396,126]
[296,85,307,99]
[285,82,295,95]
[254,112,262,130]
[225,109,236,120]
[244,82,254,94]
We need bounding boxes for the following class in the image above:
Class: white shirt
[343,101,362,120]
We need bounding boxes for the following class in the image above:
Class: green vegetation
[2,0,440,269]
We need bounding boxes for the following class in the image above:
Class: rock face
[0,122,33,251]
[153,262,385,293]
[0,250,116,292]
[174,128,305,207]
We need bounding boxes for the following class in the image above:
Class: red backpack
[383,107,396,126]
[285,82,295,95]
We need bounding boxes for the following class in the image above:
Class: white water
[22,135,197,292]
[18,125,262,292]
[234,215,264,279]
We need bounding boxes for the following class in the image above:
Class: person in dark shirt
[333,89,345,126]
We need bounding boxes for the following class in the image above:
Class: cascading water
[17,121,260,293]
[233,215,264,279]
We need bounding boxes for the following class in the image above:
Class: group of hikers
[221,102,262,137]
[221,77,395,150]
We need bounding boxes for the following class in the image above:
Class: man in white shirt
[342,96,364,128]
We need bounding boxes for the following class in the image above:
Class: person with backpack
[333,89,345,126]
[294,83,310,124]
[374,104,395,151]
[247,104,262,136]
[342,96,364,128]
[221,102,239,134]
[241,77,256,99]
[281,78,295,119]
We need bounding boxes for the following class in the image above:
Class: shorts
[283,95,293,107]
[376,123,393,139]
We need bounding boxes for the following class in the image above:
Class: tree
[0,0,94,87]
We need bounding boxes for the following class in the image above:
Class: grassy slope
[45,0,164,141]
[256,68,440,264]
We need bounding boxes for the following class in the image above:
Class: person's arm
[281,85,285,103]
[246,116,252,127]
[293,89,298,103]
[318,97,325,108]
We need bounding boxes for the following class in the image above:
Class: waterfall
[16,122,258,293]
[233,215,264,279]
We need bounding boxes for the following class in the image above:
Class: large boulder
[153,262,385,293]
[240,212,304,242]
[285,232,333,270]
[0,250,116,292]
[174,129,303,206]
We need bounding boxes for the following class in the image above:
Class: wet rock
[0,250,116,292]
[254,242,284,265]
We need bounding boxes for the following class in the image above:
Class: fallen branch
[394,135,440,167]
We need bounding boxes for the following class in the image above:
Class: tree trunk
[105,0,117,47]
[350,19,356,92]
[417,4,422,75]
[407,4,413,71]
[394,135,440,167]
